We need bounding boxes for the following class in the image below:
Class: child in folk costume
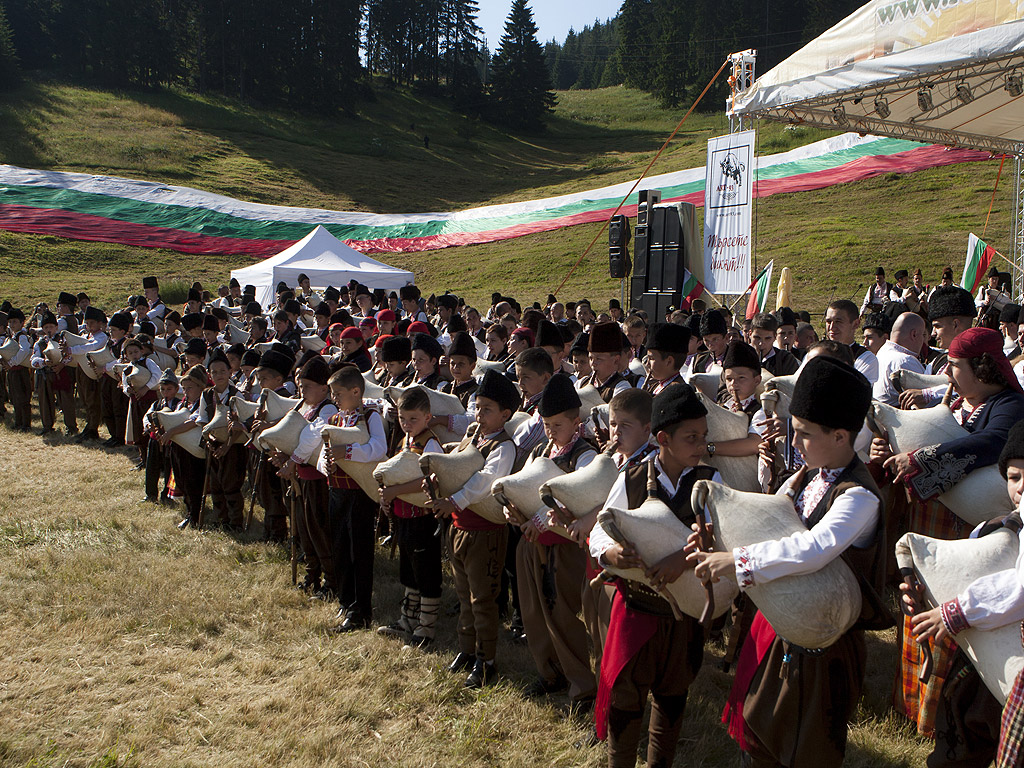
[429,370,520,687]
[2,308,34,431]
[30,312,76,435]
[98,312,132,447]
[158,365,208,529]
[640,323,688,395]
[377,387,445,645]
[873,327,1024,736]
[315,365,386,634]
[437,331,478,437]
[574,388,656,683]
[708,341,767,462]
[122,336,162,471]
[588,383,720,768]
[195,350,247,530]
[276,356,338,597]
[142,370,180,504]
[516,373,599,704]
[903,423,1024,768]
[64,306,109,443]
[584,322,632,403]
[570,332,593,385]
[692,310,729,374]
[511,347,554,459]
[337,326,372,372]
[243,350,296,543]
[376,335,413,388]
[410,332,444,390]
[693,357,891,768]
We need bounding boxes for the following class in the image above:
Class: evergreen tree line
[0,0,556,129]
[544,0,864,107]
[616,0,865,107]
[543,19,623,91]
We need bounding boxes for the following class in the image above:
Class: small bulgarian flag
[962,233,997,294]
[680,267,704,309]
[745,260,775,320]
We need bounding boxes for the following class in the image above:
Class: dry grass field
[0,418,931,768]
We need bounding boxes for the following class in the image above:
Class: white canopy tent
[231,225,414,307]
[729,0,1024,290]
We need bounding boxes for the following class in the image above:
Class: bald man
[873,312,927,405]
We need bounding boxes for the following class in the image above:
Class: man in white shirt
[873,312,927,405]
[825,299,879,385]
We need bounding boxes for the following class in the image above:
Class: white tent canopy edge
[230,225,414,308]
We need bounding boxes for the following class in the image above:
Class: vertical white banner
[703,130,755,295]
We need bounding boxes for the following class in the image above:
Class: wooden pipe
[899,567,934,683]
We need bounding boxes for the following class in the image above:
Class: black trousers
[296,476,332,588]
[99,375,127,442]
[329,486,378,618]
[208,443,246,527]
[395,515,442,598]
[145,438,173,499]
[171,445,206,524]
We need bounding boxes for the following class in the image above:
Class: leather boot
[607,707,645,768]
[646,694,688,768]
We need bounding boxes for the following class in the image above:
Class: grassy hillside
[0,76,1012,315]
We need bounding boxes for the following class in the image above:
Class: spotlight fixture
[874,95,890,118]
[832,104,849,127]
[1006,73,1023,97]
[918,86,933,112]
[956,80,973,104]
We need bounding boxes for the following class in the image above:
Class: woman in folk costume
[693,356,891,768]
[902,423,1024,768]
[122,335,162,470]
[872,326,1024,736]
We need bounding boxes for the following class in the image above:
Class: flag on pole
[745,260,774,320]
[775,266,792,310]
[680,267,704,309]
[963,233,997,295]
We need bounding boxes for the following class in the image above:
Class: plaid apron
[999,658,1024,768]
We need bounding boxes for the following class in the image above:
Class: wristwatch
[706,441,716,457]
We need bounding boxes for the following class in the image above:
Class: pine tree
[488,0,555,131]
[616,0,655,91]
[0,3,19,91]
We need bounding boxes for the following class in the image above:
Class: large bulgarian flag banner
[962,233,997,294]
[745,260,774,320]
[0,134,993,257]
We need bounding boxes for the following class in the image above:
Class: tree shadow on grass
[123,86,675,213]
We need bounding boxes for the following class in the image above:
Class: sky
[477,0,623,48]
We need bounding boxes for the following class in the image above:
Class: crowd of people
[2,264,1024,768]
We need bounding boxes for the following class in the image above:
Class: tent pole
[1013,155,1024,302]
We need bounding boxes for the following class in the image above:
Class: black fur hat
[646,322,691,357]
[790,356,870,433]
[476,369,521,414]
[722,341,760,371]
[538,373,582,417]
[447,331,477,361]
[998,421,1024,478]
[380,335,412,363]
[410,332,443,360]
[699,310,728,338]
[1000,303,1021,325]
[862,312,893,334]
[651,382,706,434]
[298,354,330,385]
[536,320,562,349]
[927,286,976,321]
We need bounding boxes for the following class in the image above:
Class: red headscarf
[407,321,431,336]
[948,326,1024,393]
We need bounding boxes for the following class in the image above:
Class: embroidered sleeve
[940,598,970,635]
[735,546,756,590]
[907,445,978,501]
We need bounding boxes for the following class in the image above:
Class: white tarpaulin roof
[231,225,414,307]
[730,0,1024,155]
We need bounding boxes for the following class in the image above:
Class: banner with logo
[703,130,755,294]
